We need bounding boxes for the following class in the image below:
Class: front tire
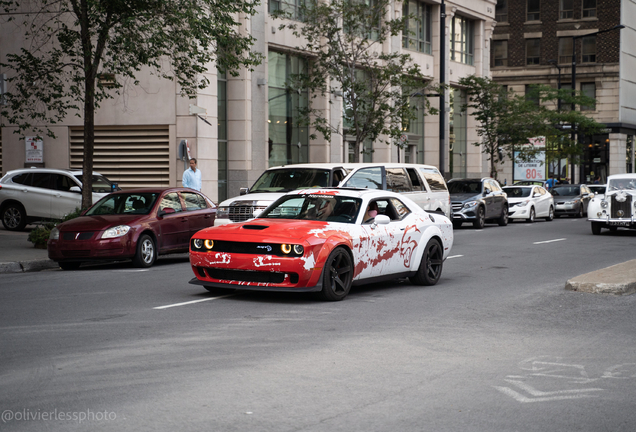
[591,222,602,235]
[2,203,27,231]
[498,206,509,226]
[526,207,536,223]
[409,238,443,286]
[133,234,156,268]
[576,205,583,218]
[473,207,485,229]
[318,247,353,301]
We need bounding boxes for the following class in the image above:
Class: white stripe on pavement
[447,255,463,259]
[154,294,235,310]
[533,238,566,245]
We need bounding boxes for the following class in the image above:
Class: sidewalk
[0,225,59,273]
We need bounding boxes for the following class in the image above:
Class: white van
[339,163,451,219]
[215,163,450,226]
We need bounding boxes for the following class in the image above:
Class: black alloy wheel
[409,238,443,286]
[319,247,353,301]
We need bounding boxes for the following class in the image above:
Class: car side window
[420,168,447,191]
[182,192,208,211]
[51,174,78,192]
[491,181,501,192]
[11,173,32,185]
[160,193,183,213]
[31,173,53,189]
[483,181,492,194]
[406,168,424,191]
[386,168,412,193]
[343,167,382,189]
[390,198,411,220]
[332,169,345,187]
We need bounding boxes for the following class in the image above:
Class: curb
[565,259,636,296]
[0,259,59,274]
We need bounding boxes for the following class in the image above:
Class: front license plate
[609,221,630,226]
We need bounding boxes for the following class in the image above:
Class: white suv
[0,168,116,230]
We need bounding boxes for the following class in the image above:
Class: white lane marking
[447,255,463,259]
[113,269,151,272]
[533,238,566,245]
[154,294,234,310]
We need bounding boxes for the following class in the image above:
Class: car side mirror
[239,187,249,196]
[373,215,390,225]
[70,186,82,194]
[158,207,176,217]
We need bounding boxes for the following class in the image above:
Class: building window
[582,36,596,63]
[217,70,228,202]
[581,82,596,111]
[269,0,305,21]
[527,0,540,21]
[495,0,508,23]
[583,0,596,18]
[451,16,474,66]
[525,85,540,107]
[492,40,508,67]
[268,51,309,167]
[403,1,432,54]
[526,39,540,65]
[559,0,573,19]
[558,37,572,64]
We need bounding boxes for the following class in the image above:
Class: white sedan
[503,185,554,222]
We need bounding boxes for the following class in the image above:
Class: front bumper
[554,203,580,215]
[48,235,136,262]
[508,206,530,219]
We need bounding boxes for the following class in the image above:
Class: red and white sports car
[189,189,454,301]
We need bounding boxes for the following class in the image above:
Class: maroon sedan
[48,188,216,270]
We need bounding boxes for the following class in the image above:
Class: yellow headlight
[281,244,292,254]
[204,239,214,249]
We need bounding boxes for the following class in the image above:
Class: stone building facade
[1,1,497,203]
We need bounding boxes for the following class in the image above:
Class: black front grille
[62,232,94,241]
[611,194,632,218]
[203,268,289,284]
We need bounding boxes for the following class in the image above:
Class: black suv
[448,178,508,229]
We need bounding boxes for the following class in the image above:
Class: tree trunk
[81,82,95,211]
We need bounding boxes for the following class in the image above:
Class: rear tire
[133,234,156,268]
[409,238,443,286]
[318,247,353,301]
[2,203,27,231]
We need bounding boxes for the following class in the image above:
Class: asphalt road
[1,217,636,431]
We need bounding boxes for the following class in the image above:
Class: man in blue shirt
[182,158,202,191]
[545,175,557,189]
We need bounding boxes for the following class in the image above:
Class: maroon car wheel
[319,247,353,301]
[133,234,156,268]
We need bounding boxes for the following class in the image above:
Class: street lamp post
[439,0,446,178]
[570,24,625,183]
[548,59,562,179]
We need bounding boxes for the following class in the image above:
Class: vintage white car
[588,174,636,235]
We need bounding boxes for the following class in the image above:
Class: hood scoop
[242,225,269,230]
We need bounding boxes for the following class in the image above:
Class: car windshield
[90,175,115,193]
[86,193,159,216]
[503,187,531,198]
[250,169,332,193]
[588,185,606,194]
[260,194,362,223]
[608,179,636,191]
[448,181,482,194]
[551,186,580,196]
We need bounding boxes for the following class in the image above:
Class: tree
[0,0,262,209]
[273,0,436,160]
[458,75,603,180]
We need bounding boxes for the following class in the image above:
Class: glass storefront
[217,70,227,202]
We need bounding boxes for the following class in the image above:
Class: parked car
[189,188,454,301]
[587,184,607,198]
[588,174,636,235]
[48,188,216,269]
[0,168,117,231]
[503,185,554,222]
[551,184,594,218]
[447,178,508,229]
[339,163,452,219]
[214,163,353,226]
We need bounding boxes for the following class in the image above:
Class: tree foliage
[459,75,603,180]
[273,0,436,159]
[1,0,262,208]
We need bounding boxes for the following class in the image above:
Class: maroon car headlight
[49,227,60,240]
[101,225,131,239]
